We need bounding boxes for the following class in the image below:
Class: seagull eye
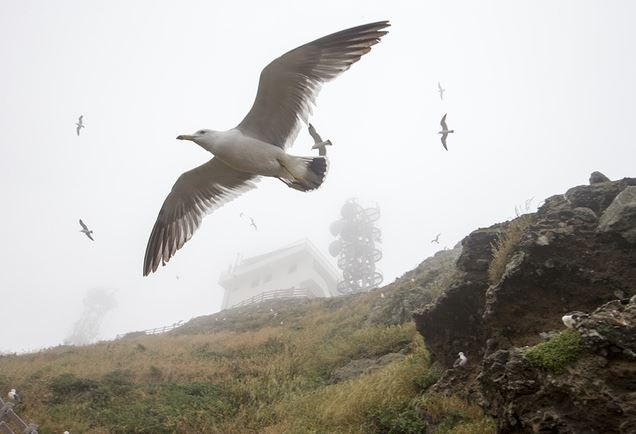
[197,130,206,135]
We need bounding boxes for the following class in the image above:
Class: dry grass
[488,214,535,284]
[0,287,493,433]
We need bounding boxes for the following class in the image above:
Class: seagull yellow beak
[176,135,195,141]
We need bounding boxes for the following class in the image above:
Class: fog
[1,1,635,352]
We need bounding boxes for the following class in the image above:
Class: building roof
[219,239,340,285]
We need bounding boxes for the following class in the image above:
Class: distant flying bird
[308,123,332,156]
[438,114,454,150]
[143,21,390,276]
[453,352,467,368]
[438,82,445,100]
[79,219,94,241]
[240,212,258,231]
[431,233,441,244]
[76,115,85,136]
[7,389,19,402]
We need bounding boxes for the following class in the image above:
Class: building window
[288,264,297,274]
[264,274,272,283]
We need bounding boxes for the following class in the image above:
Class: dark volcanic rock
[589,171,611,184]
[413,174,636,433]
[366,247,460,327]
[564,176,636,214]
[598,185,636,243]
[479,299,636,433]
[413,225,506,367]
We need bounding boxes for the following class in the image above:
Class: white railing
[230,288,311,309]
[115,320,184,340]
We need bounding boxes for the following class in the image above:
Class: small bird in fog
[438,114,454,150]
[7,389,20,402]
[76,115,85,136]
[437,82,445,100]
[143,21,390,276]
[308,123,332,156]
[453,352,467,367]
[79,219,94,241]
[431,233,441,244]
[240,212,258,231]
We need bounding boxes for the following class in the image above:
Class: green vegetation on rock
[525,329,582,373]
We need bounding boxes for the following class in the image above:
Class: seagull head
[177,129,213,143]
[177,129,219,152]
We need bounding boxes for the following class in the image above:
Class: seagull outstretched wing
[440,114,448,130]
[79,219,89,231]
[237,21,390,149]
[144,158,259,275]
[441,134,448,151]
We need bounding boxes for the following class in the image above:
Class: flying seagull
[249,217,258,231]
[239,212,258,230]
[453,352,467,368]
[308,123,332,156]
[438,113,454,150]
[437,82,445,100]
[76,115,85,136]
[143,21,390,276]
[79,219,94,241]
[431,233,441,244]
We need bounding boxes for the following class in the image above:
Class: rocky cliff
[413,173,636,433]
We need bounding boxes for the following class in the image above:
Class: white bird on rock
[8,389,20,402]
[562,312,587,329]
[453,352,467,368]
[143,21,390,276]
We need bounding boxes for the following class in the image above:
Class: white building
[219,239,341,310]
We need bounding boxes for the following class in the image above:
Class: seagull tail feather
[279,155,329,192]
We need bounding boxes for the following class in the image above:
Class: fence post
[0,421,13,434]
[0,398,37,434]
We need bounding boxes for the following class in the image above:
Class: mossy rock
[525,329,582,373]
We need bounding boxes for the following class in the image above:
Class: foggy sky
[1,1,635,352]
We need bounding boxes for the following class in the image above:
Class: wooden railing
[231,288,311,309]
[115,320,184,340]
[0,397,38,434]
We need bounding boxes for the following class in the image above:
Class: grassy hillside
[0,252,494,434]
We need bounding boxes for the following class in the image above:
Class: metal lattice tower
[328,199,383,294]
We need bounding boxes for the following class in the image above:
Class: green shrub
[365,404,428,434]
[49,373,99,403]
[525,329,581,373]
